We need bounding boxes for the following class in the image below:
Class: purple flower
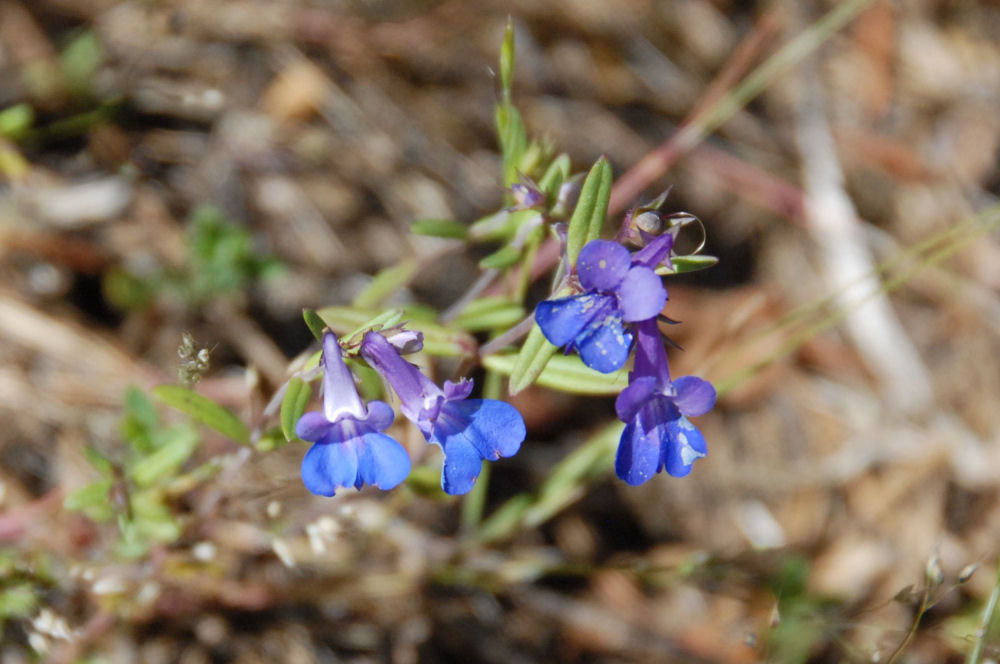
[360,331,525,495]
[295,332,411,496]
[614,319,716,484]
[534,237,672,373]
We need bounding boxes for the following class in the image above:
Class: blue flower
[361,331,525,495]
[534,237,672,373]
[614,319,716,484]
[295,332,411,496]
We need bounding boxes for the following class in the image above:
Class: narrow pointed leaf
[538,153,571,202]
[410,218,468,239]
[131,426,200,486]
[352,259,419,309]
[486,351,630,396]
[453,297,525,332]
[479,245,521,270]
[658,254,719,275]
[152,385,249,444]
[507,323,559,394]
[280,377,312,442]
[565,156,613,266]
[303,308,326,341]
[317,306,477,357]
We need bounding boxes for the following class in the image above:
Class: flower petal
[363,400,396,431]
[361,331,443,423]
[673,376,716,417]
[437,399,525,461]
[355,432,411,490]
[660,416,707,477]
[577,240,630,291]
[615,420,661,486]
[301,440,359,496]
[615,376,657,423]
[630,232,674,270]
[438,438,484,495]
[443,378,474,401]
[575,312,633,373]
[534,294,603,347]
[630,319,671,385]
[320,332,366,422]
[616,266,666,322]
[295,411,335,443]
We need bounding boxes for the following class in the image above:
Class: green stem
[967,558,1000,664]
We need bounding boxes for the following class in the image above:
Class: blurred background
[2,0,1000,662]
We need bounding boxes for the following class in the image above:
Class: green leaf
[660,254,719,274]
[452,297,525,332]
[538,153,571,202]
[565,156,613,266]
[102,265,156,311]
[478,245,521,270]
[131,490,181,543]
[0,103,34,139]
[303,308,327,341]
[83,446,113,477]
[130,426,199,487]
[496,104,527,189]
[64,480,114,521]
[411,218,469,240]
[469,209,539,243]
[121,385,160,452]
[345,309,405,343]
[486,349,629,396]
[352,259,419,309]
[472,493,532,544]
[506,323,559,395]
[0,583,39,619]
[317,306,477,358]
[152,385,249,444]
[60,30,102,96]
[499,17,515,104]
[280,378,312,442]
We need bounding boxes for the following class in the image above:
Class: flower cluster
[535,234,716,483]
[534,235,673,373]
[296,330,525,497]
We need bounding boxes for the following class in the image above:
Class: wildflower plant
[272,21,718,500]
[83,21,720,544]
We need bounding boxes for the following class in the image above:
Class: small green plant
[105,205,283,310]
[64,387,219,558]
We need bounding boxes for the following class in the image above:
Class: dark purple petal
[295,411,335,443]
[354,432,411,490]
[438,438,484,495]
[361,331,442,423]
[660,416,707,477]
[321,332,366,422]
[615,376,657,423]
[616,266,666,322]
[435,399,525,462]
[630,319,671,386]
[615,420,661,486]
[443,378,474,401]
[631,232,674,269]
[577,240,630,291]
[301,440,360,496]
[672,376,716,417]
[534,294,605,347]
[575,312,633,373]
